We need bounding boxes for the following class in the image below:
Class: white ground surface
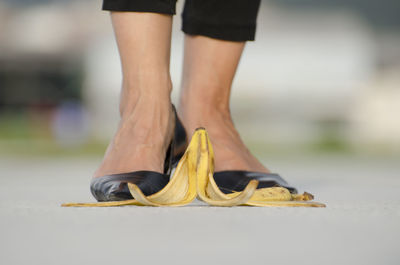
[1,155,399,265]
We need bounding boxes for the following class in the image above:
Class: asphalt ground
[1,154,399,265]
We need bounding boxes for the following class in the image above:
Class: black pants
[102,0,261,41]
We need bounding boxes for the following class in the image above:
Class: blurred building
[0,0,399,152]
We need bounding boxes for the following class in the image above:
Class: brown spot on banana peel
[291,192,314,201]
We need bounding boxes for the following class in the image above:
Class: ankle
[116,96,174,153]
[180,93,230,121]
[120,74,172,118]
[179,102,232,135]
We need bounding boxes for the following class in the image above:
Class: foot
[178,106,270,173]
[93,93,174,178]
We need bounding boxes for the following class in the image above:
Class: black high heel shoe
[213,171,298,194]
[90,105,187,202]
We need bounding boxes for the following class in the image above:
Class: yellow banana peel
[62,128,325,208]
[193,129,325,208]
[195,128,259,206]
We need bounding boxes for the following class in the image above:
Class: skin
[93,12,174,177]
[178,35,269,172]
[94,12,269,179]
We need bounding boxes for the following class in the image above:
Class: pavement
[1,154,399,265]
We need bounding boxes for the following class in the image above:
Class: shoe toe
[90,171,169,202]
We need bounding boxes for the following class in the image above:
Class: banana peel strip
[61,199,141,207]
[62,128,325,208]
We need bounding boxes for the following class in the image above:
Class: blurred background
[2,2,400,264]
[1,0,399,159]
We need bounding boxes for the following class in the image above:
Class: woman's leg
[178,35,269,173]
[178,0,267,173]
[94,12,174,178]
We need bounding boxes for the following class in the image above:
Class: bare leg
[94,12,174,178]
[179,35,269,173]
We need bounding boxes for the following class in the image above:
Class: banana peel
[194,128,259,206]
[193,129,326,208]
[62,128,325,208]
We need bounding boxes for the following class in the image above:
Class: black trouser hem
[102,0,176,15]
[181,15,256,42]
